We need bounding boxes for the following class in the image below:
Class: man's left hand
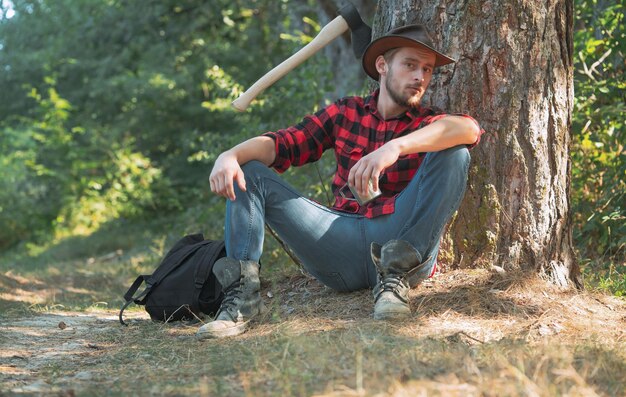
[348,142,401,199]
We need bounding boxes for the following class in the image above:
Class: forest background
[1,0,625,395]
[0,0,623,292]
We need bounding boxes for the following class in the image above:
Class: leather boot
[371,240,429,320]
[196,257,264,339]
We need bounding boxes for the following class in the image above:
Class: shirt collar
[363,90,379,113]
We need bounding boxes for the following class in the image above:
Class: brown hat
[361,24,455,80]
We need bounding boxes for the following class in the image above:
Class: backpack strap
[188,240,225,314]
[119,274,152,326]
[193,240,226,289]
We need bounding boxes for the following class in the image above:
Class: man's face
[382,47,436,108]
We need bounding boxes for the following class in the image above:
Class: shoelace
[377,274,409,303]
[216,277,243,320]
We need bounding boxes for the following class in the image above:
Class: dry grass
[1,265,626,396]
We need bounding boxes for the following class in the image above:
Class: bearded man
[197,24,483,339]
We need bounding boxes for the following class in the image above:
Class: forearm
[210,136,276,200]
[391,116,480,155]
[227,136,276,166]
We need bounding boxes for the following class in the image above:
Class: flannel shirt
[263,90,482,218]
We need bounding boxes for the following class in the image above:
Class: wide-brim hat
[362,24,455,80]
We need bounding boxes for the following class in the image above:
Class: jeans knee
[240,160,267,175]
[444,145,471,169]
[240,160,273,185]
[425,146,470,181]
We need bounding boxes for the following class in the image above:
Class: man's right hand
[209,151,247,201]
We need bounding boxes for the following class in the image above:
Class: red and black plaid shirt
[263,90,482,218]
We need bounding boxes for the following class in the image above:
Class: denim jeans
[224,145,470,292]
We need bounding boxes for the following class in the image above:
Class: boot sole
[373,309,411,321]
[196,304,267,340]
[196,320,249,340]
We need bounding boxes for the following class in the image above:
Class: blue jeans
[224,145,470,292]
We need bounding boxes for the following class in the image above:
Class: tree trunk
[372,0,580,287]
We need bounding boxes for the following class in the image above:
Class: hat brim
[362,36,455,80]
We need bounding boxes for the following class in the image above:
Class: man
[197,24,482,339]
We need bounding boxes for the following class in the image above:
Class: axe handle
[232,16,349,112]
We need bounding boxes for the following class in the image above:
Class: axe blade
[338,3,372,58]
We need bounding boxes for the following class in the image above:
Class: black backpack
[119,234,226,325]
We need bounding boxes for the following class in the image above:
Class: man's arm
[391,115,480,153]
[209,136,276,200]
[348,115,480,197]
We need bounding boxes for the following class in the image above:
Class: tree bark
[372,0,580,287]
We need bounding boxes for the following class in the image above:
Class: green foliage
[0,0,336,248]
[572,0,625,294]
[4,0,621,298]
[583,259,626,297]
[0,82,76,247]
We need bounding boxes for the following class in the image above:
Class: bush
[572,0,625,294]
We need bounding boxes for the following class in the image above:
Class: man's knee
[441,145,471,169]
[240,160,275,186]
[240,160,268,175]
[414,145,470,182]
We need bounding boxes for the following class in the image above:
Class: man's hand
[208,136,276,200]
[209,151,246,201]
[348,142,401,198]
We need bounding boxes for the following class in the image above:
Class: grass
[3,302,625,396]
[1,208,626,396]
[583,258,626,297]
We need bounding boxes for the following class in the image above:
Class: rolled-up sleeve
[262,102,338,173]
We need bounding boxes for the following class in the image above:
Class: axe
[231,2,371,112]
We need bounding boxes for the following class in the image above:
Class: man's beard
[385,69,423,109]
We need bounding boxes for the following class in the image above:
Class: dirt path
[1,311,143,394]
